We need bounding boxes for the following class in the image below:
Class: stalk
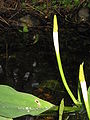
[79,62,90,119]
[53,15,80,106]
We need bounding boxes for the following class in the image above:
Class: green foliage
[0,14,90,120]
[20,0,87,17]
[64,105,81,112]
[87,2,90,8]
[59,99,64,120]
[0,85,55,118]
[0,84,82,119]
[23,25,29,32]
[58,0,80,9]
[79,63,90,119]
[88,87,90,109]
[0,116,12,120]
[19,24,29,33]
[74,0,80,5]
[53,15,80,106]
[53,15,90,119]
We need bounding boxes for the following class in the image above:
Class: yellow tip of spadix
[79,62,85,82]
[53,15,58,32]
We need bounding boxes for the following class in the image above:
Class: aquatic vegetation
[59,99,64,120]
[0,85,56,118]
[53,15,80,106]
[53,15,90,119]
[0,14,90,120]
[19,24,29,33]
[79,62,90,119]
[0,116,12,120]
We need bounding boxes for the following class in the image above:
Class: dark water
[0,24,90,119]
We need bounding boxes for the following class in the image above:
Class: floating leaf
[0,85,55,118]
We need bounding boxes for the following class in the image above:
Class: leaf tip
[53,15,58,32]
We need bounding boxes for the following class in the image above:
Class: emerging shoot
[79,62,90,119]
[53,15,80,106]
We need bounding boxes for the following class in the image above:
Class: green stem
[56,52,80,106]
[53,15,80,106]
[79,63,90,119]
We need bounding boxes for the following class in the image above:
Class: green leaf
[23,25,28,32]
[74,0,80,5]
[87,2,90,8]
[19,29,23,32]
[88,86,90,108]
[59,99,64,120]
[0,116,13,120]
[0,85,55,118]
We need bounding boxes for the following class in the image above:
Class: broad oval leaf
[0,85,55,118]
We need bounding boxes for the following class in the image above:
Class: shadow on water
[0,22,90,119]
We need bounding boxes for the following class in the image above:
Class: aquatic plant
[0,85,55,118]
[19,24,29,33]
[0,15,90,120]
[59,99,64,120]
[53,15,90,119]
[79,62,90,119]
[53,15,80,106]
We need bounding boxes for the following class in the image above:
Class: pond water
[0,21,90,120]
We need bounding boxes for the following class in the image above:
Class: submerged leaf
[0,85,55,118]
